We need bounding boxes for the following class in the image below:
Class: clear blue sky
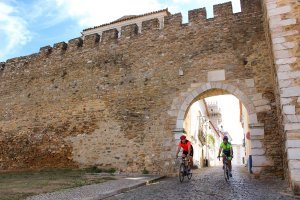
[0,0,241,62]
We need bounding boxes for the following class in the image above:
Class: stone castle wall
[262,0,300,194]
[0,0,283,178]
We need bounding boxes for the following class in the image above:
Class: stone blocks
[268,5,291,17]
[286,140,300,148]
[283,105,296,115]
[188,8,206,24]
[207,70,225,82]
[121,24,138,38]
[252,148,266,156]
[251,140,263,149]
[252,155,273,167]
[83,33,100,48]
[289,160,300,170]
[250,128,264,139]
[287,148,300,160]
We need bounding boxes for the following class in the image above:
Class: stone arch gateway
[171,82,270,176]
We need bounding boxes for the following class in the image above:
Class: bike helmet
[180,135,186,140]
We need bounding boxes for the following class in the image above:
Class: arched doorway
[171,82,273,176]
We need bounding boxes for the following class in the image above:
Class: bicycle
[178,155,192,182]
[218,155,230,182]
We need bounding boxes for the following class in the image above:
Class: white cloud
[31,0,241,28]
[52,0,165,28]
[42,0,241,29]
[0,0,242,61]
[172,0,191,3]
[0,2,32,60]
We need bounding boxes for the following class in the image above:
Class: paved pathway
[26,175,164,200]
[107,166,298,200]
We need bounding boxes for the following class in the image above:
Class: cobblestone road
[107,166,297,200]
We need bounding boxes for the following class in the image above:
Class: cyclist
[175,135,193,172]
[218,135,233,177]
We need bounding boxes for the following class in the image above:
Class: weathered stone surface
[249,113,258,123]
[287,148,300,160]
[245,79,255,87]
[253,99,269,107]
[281,87,300,97]
[289,160,300,170]
[250,128,265,136]
[255,105,271,112]
[251,166,263,175]
[251,140,263,149]
[291,170,300,182]
[285,123,300,131]
[252,155,274,167]
[278,71,300,80]
[207,70,225,82]
[285,115,300,123]
[287,132,300,140]
[270,18,296,29]
[274,42,296,51]
[250,128,264,139]
[252,93,263,101]
[252,148,266,156]
[283,105,296,115]
[268,5,291,17]
[281,97,293,105]
[286,140,300,148]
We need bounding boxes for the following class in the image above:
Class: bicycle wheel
[187,169,192,180]
[224,164,229,182]
[226,168,230,181]
[179,163,185,183]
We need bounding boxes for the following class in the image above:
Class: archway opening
[180,89,252,173]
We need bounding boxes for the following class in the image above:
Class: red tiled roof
[113,15,137,22]
[83,8,169,31]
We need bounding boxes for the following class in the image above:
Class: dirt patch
[0,168,116,200]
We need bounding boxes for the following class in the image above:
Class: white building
[184,99,222,168]
[81,9,170,38]
[232,144,245,166]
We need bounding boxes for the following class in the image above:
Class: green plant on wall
[198,129,206,145]
[207,134,215,146]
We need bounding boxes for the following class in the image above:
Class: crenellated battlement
[213,2,233,18]
[188,8,207,25]
[68,38,83,51]
[52,42,67,55]
[102,29,119,43]
[142,18,160,32]
[164,13,182,27]
[1,0,263,63]
[83,33,100,48]
[121,24,138,39]
[0,62,5,71]
[240,0,262,12]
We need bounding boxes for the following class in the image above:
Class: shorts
[222,154,232,161]
[183,150,193,157]
[222,150,232,160]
